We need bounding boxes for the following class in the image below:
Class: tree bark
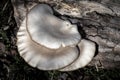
[11,0,120,69]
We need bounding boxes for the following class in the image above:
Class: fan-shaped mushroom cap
[17,4,80,70]
[59,39,96,71]
[27,4,81,49]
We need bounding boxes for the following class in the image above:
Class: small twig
[8,11,13,24]
[2,0,9,12]
[95,63,99,72]
[50,71,56,80]
[99,60,104,68]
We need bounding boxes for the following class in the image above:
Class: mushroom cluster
[17,4,96,71]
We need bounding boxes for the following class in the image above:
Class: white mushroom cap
[59,39,96,71]
[17,4,80,70]
[27,4,81,49]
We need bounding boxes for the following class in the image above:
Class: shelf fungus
[17,4,96,71]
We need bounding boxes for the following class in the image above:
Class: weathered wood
[11,0,120,69]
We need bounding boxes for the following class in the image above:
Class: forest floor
[0,0,120,80]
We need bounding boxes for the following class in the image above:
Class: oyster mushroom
[17,4,81,70]
[27,4,81,49]
[59,39,96,71]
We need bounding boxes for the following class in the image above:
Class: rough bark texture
[11,0,120,69]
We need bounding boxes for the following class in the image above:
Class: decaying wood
[11,0,120,69]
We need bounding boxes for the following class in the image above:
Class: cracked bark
[11,0,120,69]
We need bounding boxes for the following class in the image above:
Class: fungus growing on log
[17,4,96,71]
